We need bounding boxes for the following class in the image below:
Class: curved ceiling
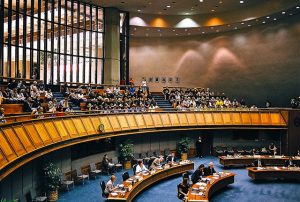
[96,0,298,15]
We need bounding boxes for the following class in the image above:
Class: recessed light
[176,33,179,35]
[166,5,171,8]
[273,18,277,21]
[158,29,160,32]
[202,31,205,34]
[219,1,223,3]
[289,13,293,16]
[266,16,270,19]
[216,30,219,32]
[173,29,175,32]
[240,1,244,3]
[199,0,204,2]
[234,27,238,29]
[137,9,141,12]
[262,21,266,24]
[296,6,300,9]
[211,9,215,12]
[241,22,245,25]
[282,11,286,14]
[248,24,251,27]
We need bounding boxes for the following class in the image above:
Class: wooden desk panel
[107,162,194,202]
[188,172,235,202]
[248,167,300,181]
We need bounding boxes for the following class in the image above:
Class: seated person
[251,158,264,167]
[204,162,216,176]
[167,152,176,164]
[104,175,116,195]
[149,157,163,170]
[135,160,149,174]
[0,108,6,124]
[191,164,205,184]
[177,178,190,201]
[284,157,295,167]
[102,154,115,173]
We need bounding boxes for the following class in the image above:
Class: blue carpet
[57,156,300,202]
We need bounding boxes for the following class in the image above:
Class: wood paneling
[108,116,121,131]
[117,115,130,130]
[213,113,223,125]
[222,113,232,124]
[185,113,197,126]
[63,119,79,138]
[0,130,17,161]
[125,115,138,129]
[241,113,251,125]
[81,117,96,134]
[134,114,146,128]
[204,113,214,125]
[24,123,45,148]
[160,113,171,127]
[2,128,26,157]
[178,113,188,126]
[143,114,154,128]
[53,120,69,140]
[99,116,113,132]
[0,151,8,170]
[195,113,206,125]
[151,113,163,127]
[90,116,101,132]
[260,113,271,125]
[43,121,61,142]
[12,126,35,152]
[250,113,261,125]
[71,118,87,136]
[232,113,242,125]
[169,113,180,126]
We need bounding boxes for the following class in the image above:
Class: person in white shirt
[104,175,116,195]
[141,79,148,93]
[135,160,149,174]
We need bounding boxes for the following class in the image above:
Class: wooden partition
[0,111,287,181]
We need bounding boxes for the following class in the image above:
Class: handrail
[0,108,290,125]
[0,76,43,83]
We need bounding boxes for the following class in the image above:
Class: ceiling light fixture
[240,1,244,3]
[199,0,204,2]
[282,11,286,14]
[137,9,141,12]
[166,5,171,8]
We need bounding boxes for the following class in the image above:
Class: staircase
[52,92,80,111]
[152,93,173,111]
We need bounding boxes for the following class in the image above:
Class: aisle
[58,156,300,202]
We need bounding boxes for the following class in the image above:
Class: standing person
[269,142,277,155]
[196,136,203,158]
[129,78,135,86]
[141,78,148,93]
[102,154,115,174]
[0,108,6,124]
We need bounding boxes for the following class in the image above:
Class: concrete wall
[129,15,300,107]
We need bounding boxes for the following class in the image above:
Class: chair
[227,147,235,155]
[122,171,130,181]
[214,146,224,156]
[155,150,162,157]
[147,158,155,169]
[244,146,253,155]
[61,172,74,191]
[90,163,102,178]
[164,148,171,157]
[71,169,89,185]
[237,147,245,154]
[112,157,123,171]
[25,190,47,202]
[100,181,108,198]
[132,164,137,175]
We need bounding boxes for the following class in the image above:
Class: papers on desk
[111,193,118,196]
[196,182,207,186]
[274,167,280,170]
[212,177,219,180]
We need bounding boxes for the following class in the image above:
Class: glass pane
[98,33,103,58]
[91,59,96,84]
[72,56,77,82]
[39,51,45,81]
[79,57,84,83]
[85,58,90,83]
[97,59,102,84]
[60,54,65,82]
[73,29,78,55]
[33,18,38,49]
[11,46,16,77]
[26,48,30,79]
[53,53,58,84]
[98,8,104,32]
[40,20,45,50]
[33,50,38,79]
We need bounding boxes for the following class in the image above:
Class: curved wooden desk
[187,172,235,202]
[219,155,300,167]
[248,167,300,180]
[107,162,194,202]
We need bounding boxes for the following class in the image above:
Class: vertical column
[103,8,120,85]
[0,0,4,79]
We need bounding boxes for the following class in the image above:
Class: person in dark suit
[284,157,295,167]
[196,136,204,158]
[205,162,216,176]
[177,178,190,201]
[191,164,205,184]
[167,152,176,163]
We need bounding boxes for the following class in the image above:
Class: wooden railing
[0,110,287,181]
